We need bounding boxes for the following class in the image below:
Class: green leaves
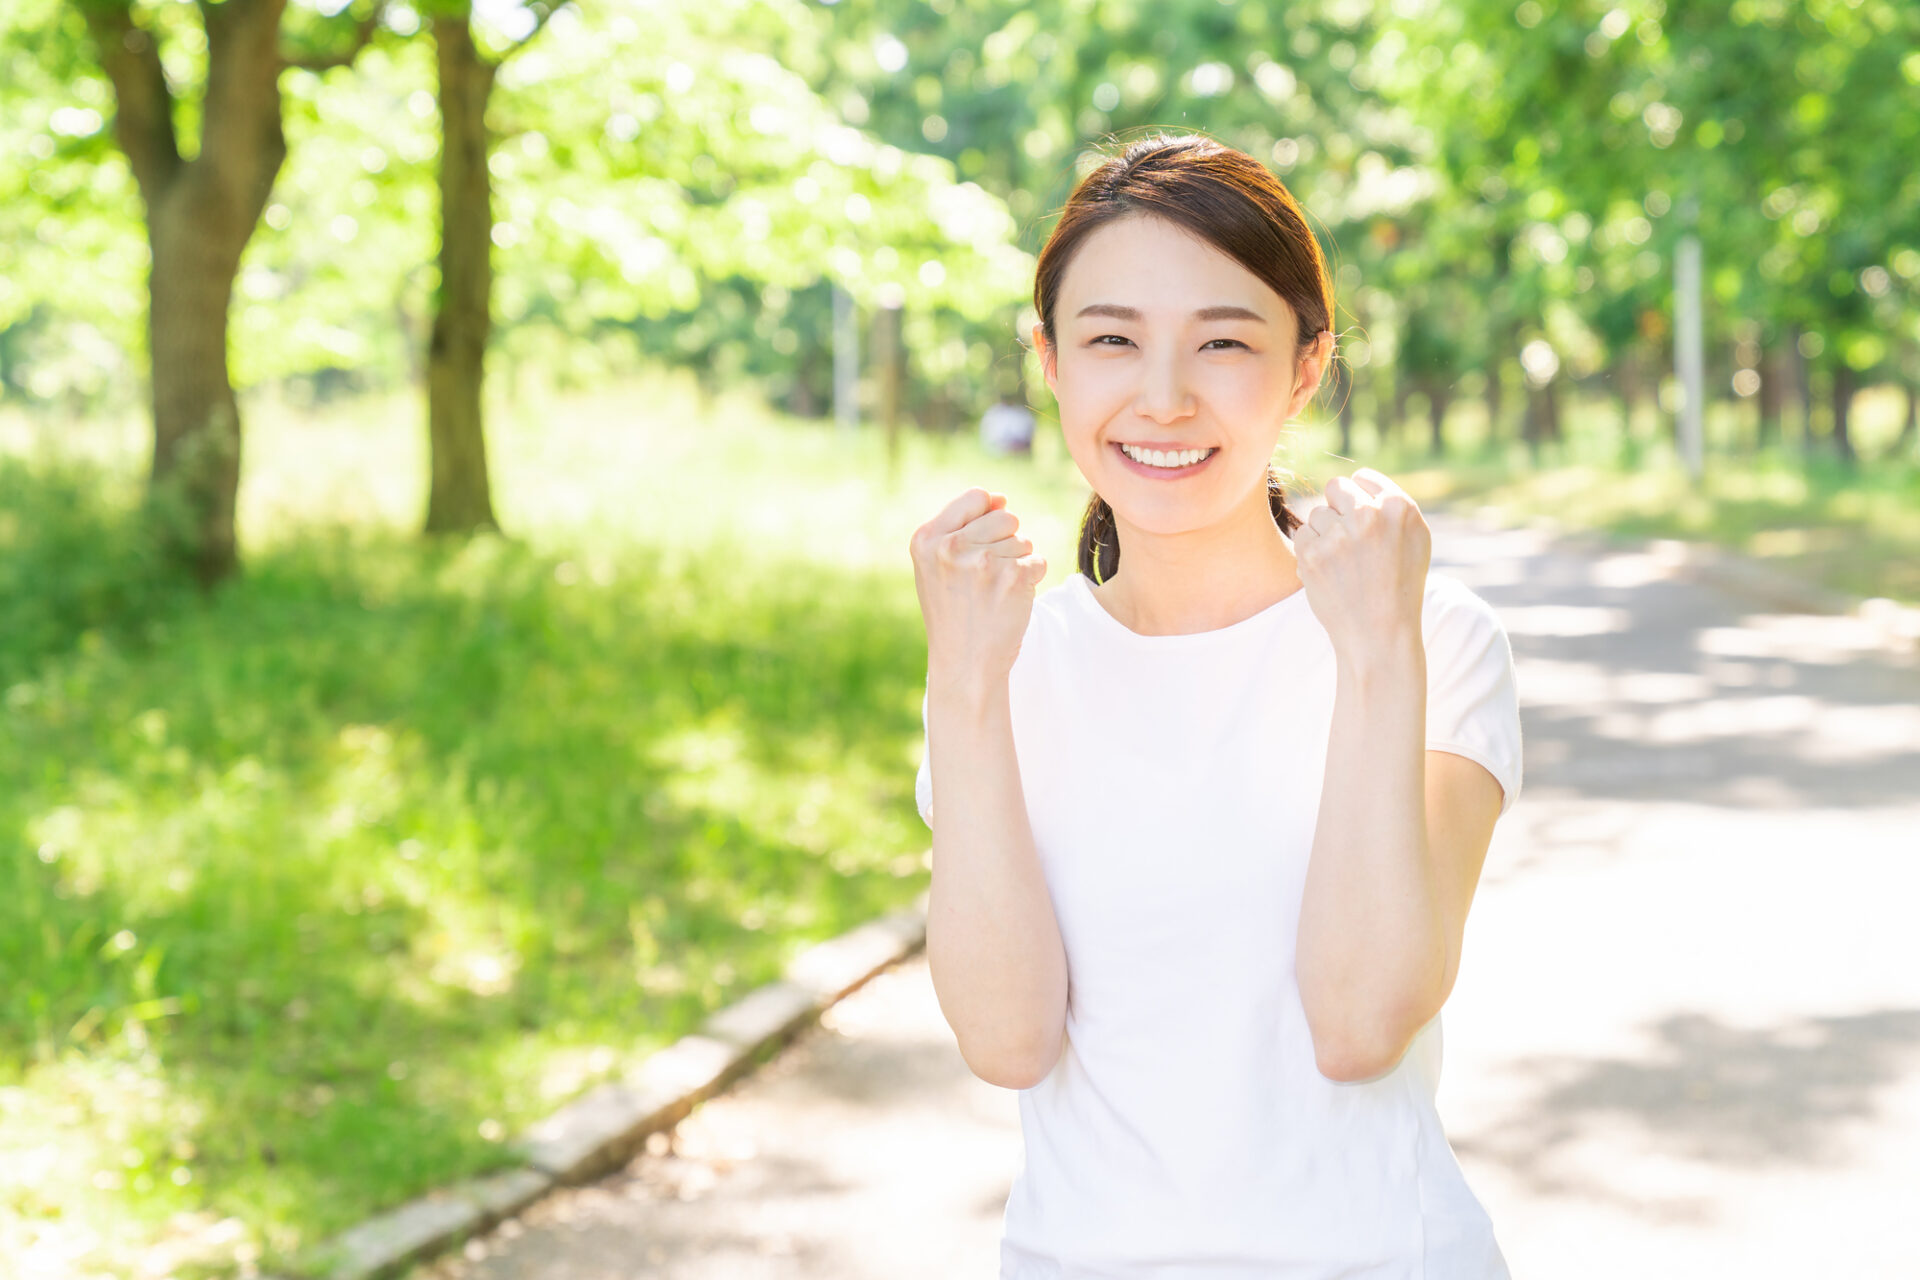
[5,0,1918,421]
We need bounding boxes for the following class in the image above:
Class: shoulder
[1420,571,1510,654]
[1421,567,1478,610]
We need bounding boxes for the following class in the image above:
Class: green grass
[0,371,1104,1279]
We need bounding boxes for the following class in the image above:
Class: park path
[418,509,1920,1280]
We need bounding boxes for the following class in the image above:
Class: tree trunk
[1426,378,1450,458]
[397,283,427,388]
[1522,378,1559,460]
[86,0,292,587]
[1483,357,1504,443]
[1895,377,1917,459]
[146,200,254,587]
[1756,341,1782,450]
[1786,325,1812,456]
[874,301,902,485]
[424,14,501,535]
[1614,350,1636,441]
[1483,231,1514,444]
[1337,362,1354,457]
[1830,361,1858,466]
[1388,369,1410,452]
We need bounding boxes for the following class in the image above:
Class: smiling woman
[1030,134,1335,591]
[910,133,1523,1280]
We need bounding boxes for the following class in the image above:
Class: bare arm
[1291,469,1504,1083]
[922,674,1069,1090]
[1295,626,1505,1082]
[909,485,1066,1091]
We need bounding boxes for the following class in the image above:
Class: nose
[1133,348,1196,425]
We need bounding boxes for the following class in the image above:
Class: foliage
[7,0,1919,441]
[0,0,1032,411]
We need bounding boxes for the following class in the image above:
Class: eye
[1201,338,1249,351]
[1089,334,1133,347]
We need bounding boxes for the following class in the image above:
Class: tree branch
[279,0,386,72]
[491,0,564,67]
[79,1,183,206]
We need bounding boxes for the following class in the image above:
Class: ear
[1285,330,1334,420]
[1032,321,1059,395]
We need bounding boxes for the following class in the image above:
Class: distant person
[907,133,1522,1278]
[979,395,1036,456]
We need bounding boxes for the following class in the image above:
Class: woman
[908,133,1522,1279]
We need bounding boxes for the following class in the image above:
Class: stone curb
[286,890,931,1280]
[1455,505,1920,660]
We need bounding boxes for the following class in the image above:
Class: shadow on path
[1454,1007,1920,1215]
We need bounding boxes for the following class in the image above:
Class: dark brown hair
[1032,133,1335,585]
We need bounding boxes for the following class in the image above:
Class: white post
[832,283,858,433]
[1673,196,1704,478]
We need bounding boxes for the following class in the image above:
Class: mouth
[1112,441,1219,477]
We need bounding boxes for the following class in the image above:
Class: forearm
[922,674,1069,1089]
[1295,629,1446,1079]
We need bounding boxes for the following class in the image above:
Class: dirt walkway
[421,511,1920,1279]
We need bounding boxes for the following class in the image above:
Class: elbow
[973,1059,1049,1091]
[1307,1005,1430,1084]
[963,1030,1064,1091]
[1313,1036,1404,1084]
[1303,974,1445,1084]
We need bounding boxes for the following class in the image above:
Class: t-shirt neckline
[1066,571,1311,644]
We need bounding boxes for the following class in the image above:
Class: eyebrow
[1074,303,1268,323]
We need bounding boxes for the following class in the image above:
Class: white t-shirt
[915,568,1523,1279]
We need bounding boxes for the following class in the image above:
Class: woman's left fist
[1292,466,1431,657]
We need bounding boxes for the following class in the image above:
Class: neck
[1093,488,1303,635]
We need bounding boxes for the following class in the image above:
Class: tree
[420,0,562,535]
[1378,0,1920,471]
[67,0,383,585]
[404,0,1035,532]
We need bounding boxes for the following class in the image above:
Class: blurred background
[3,0,1917,1275]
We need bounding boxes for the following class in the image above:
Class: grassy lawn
[3,368,1911,1278]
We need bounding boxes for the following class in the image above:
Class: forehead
[1055,212,1285,319]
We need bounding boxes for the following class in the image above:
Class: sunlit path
[1430,511,1920,1280]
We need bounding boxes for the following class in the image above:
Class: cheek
[1221,360,1293,410]
[1053,357,1128,431]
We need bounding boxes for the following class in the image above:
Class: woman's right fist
[910,487,1049,689]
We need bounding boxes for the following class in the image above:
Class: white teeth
[1122,444,1210,468]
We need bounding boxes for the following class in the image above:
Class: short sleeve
[914,685,934,829]
[1423,576,1523,818]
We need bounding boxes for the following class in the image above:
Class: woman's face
[1035,212,1328,539]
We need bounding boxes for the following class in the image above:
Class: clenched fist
[1293,467,1431,658]
[910,487,1049,693]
